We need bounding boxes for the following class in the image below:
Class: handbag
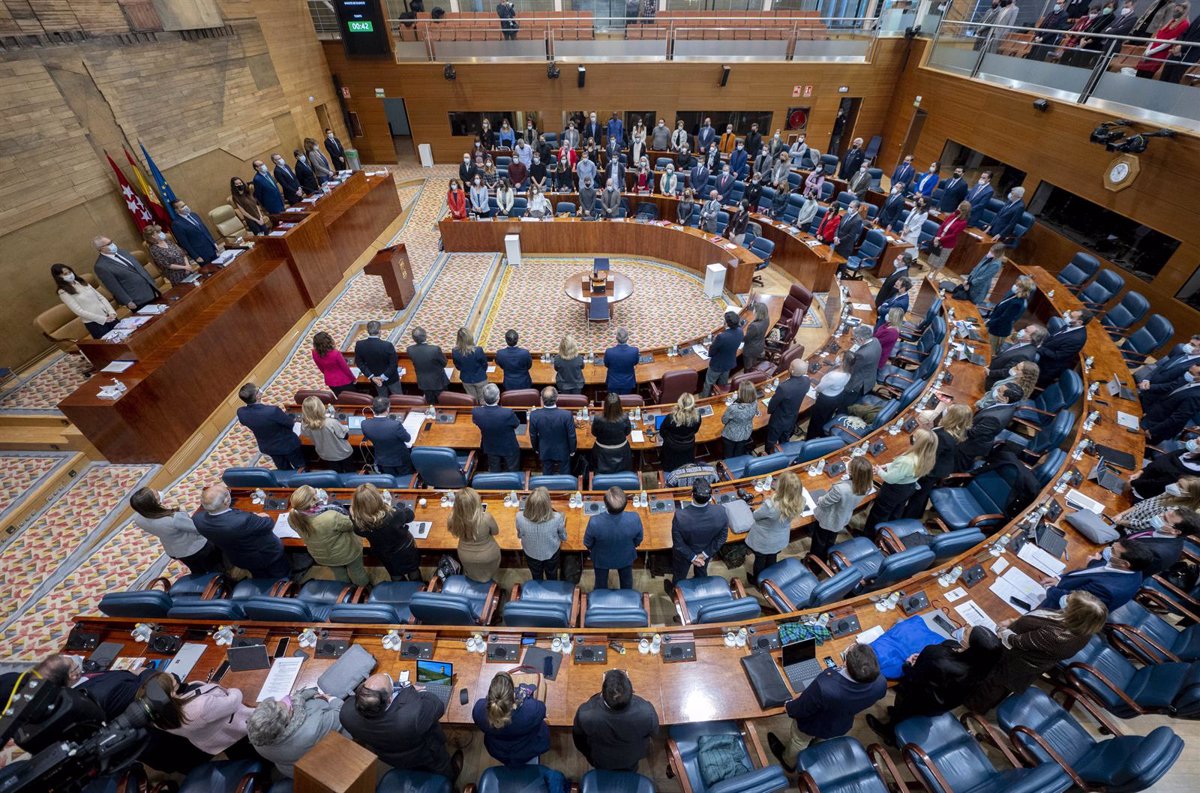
[925,239,943,256]
[435,554,461,581]
[740,652,791,709]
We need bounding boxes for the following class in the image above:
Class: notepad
[101,360,135,373]
[855,625,886,645]
[631,430,645,443]
[258,657,304,702]
[1116,411,1140,430]
[1018,542,1067,577]
[954,600,997,631]
[402,413,425,447]
[408,521,432,539]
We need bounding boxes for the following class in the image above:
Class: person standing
[50,263,117,339]
[362,397,414,477]
[516,487,566,581]
[603,328,639,395]
[323,129,348,171]
[765,360,811,452]
[702,311,745,397]
[667,481,728,589]
[956,383,1023,467]
[407,326,450,405]
[472,384,521,473]
[355,320,402,396]
[810,456,874,561]
[529,387,576,475]
[903,406,972,519]
[584,486,644,590]
[962,242,1005,305]
[192,483,289,579]
[720,381,760,459]
[572,670,659,772]
[746,471,803,581]
[496,0,518,40]
[935,167,969,213]
[659,393,702,472]
[272,153,304,205]
[927,201,971,271]
[299,396,355,472]
[251,160,285,214]
[453,327,490,403]
[841,325,881,408]
[839,137,865,179]
[554,334,585,395]
[864,429,937,536]
[741,303,769,370]
[448,487,501,582]
[287,486,368,585]
[986,279,1032,354]
[591,393,633,474]
[350,484,421,582]
[311,332,355,397]
[294,149,320,195]
[130,487,223,575]
[169,200,220,264]
[236,383,305,471]
[92,235,160,311]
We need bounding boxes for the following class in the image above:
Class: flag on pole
[139,143,179,222]
[105,152,154,233]
[125,148,171,228]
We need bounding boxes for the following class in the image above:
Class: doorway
[830,97,862,159]
[315,103,333,136]
[898,108,927,166]
[383,98,416,163]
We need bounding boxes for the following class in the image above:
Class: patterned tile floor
[0,452,74,522]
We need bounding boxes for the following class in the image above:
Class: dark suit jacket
[833,212,864,258]
[986,294,1027,338]
[171,212,218,263]
[845,338,882,398]
[472,404,520,458]
[742,319,768,362]
[965,183,994,226]
[583,511,644,569]
[252,171,284,214]
[274,163,303,204]
[986,342,1038,388]
[877,193,907,229]
[324,136,348,170]
[936,177,969,213]
[362,416,413,473]
[295,158,319,193]
[840,147,865,179]
[1040,561,1143,612]
[696,126,716,152]
[495,346,533,390]
[192,507,288,579]
[714,173,736,200]
[987,199,1026,240]
[1036,326,1087,386]
[1147,352,1200,387]
[94,250,160,308]
[709,326,744,373]
[688,165,710,192]
[1145,383,1200,443]
[604,343,640,394]
[875,267,910,309]
[890,164,916,190]
[355,337,401,386]
[407,343,450,392]
[786,668,887,739]
[955,402,1017,466]
[529,406,576,463]
[670,503,728,560]
[237,402,302,455]
[339,686,449,774]
[572,692,659,771]
[767,375,810,434]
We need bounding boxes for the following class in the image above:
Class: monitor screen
[781,638,816,666]
[416,659,453,684]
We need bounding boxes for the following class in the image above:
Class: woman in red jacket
[447,179,469,220]
[928,200,971,270]
[816,205,843,245]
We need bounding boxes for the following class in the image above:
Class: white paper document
[258,657,304,702]
[1065,488,1105,514]
[856,625,886,645]
[293,421,302,436]
[137,304,168,315]
[487,365,497,373]
[852,303,871,311]
[1116,411,1140,430]
[402,412,425,447]
[943,587,967,603]
[801,488,817,516]
[409,521,433,539]
[444,367,455,379]
[990,557,1009,574]
[273,512,299,539]
[164,643,208,680]
[631,430,645,443]
[1018,542,1067,577]
[350,367,361,378]
[101,360,136,373]
[954,600,997,631]
[990,567,1047,614]
[691,345,710,361]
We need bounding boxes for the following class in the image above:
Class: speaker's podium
[586,258,610,322]
[365,243,416,311]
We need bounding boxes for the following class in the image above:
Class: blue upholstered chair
[930,528,987,561]
[582,589,650,628]
[221,467,280,488]
[1057,252,1100,289]
[996,688,1183,793]
[1101,290,1149,335]
[364,580,425,623]
[412,447,475,488]
[1013,370,1082,429]
[99,589,173,618]
[1107,600,1200,663]
[672,577,762,625]
[173,760,270,793]
[721,451,792,481]
[556,201,576,215]
[785,436,845,464]
[469,766,568,793]
[580,770,656,793]
[928,468,1017,532]
[842,229,886,276]
[342,474,399,488]
[285,470,343,489]
[501,580,578,628]
[471,471,526,490]
[1059,635,1200,719]
[1079,269,1124,309]
[996,409,1076,462]
[1032,448,1068,488]
[796,736,907,793]
[757,558,863,612]
[829,539,935,589]
[819,153,839,175]
[895,712,1072,793]
[590,472,642,490]
[241,579,354,622]
[409,575,498,626]
[167,599,247,620]
[528,474,579,491]
[329,602,410,624]
[667,720,789,793]
[377,768,452,793]
[1121,314,1174,364]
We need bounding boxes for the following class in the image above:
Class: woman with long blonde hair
[977,360,1039,410]
[554,334,584,394]
[659,392,701,471]
[515,487,566,580]
[299,395,354,471]
[865,428,937,535]
[903,406,973,520]
[448,487,501,582]
[288,485,368,585]
[452,326,489,403]
[471,671,549,766]
[746,471,804,581]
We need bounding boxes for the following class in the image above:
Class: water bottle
[764,474,774,491]
[889,421,902,436]
[886,591,902,610]
[650,633,662,654]
[252,488,266,505]
[815,457,825,474]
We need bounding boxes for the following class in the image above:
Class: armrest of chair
[569,586,582,627]
[760,579,796,613]
[730,578,749,599]
[1011,417,1045,434]
[479,581,500,625]
[1107,623,1180,663]
[867,743,911,793]
[960,712,1022,770]
[805,554,836,577]
[901,742,957,793]
[1137,585,1200,623]
[938,472,974,487]
[1008,726,1086,788]
[717,461,737,481]
[666,738,696,793]
[830,550,852,570]
[273,580,298,597]
[1064,660,1147,715]
[672,587,692,625]
[877,527,907,554]
[341,585,368,604]
[796,771,822,793]
[201,575,230,600]
[741,718,771,767]
[461,450,477,479]
[426,576,444,592]
[968,512,1006,529]
[236,770,271,793]
[892,354,922,368]
[1121,350,1150,364]
[148,577,172,592]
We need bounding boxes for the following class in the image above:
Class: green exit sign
[347,20,374,32]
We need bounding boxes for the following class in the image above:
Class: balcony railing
[928,19,1200,126]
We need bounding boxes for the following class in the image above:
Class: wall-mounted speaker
[577,65,586,88]
[720,65,730,87]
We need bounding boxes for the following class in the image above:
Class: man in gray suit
[699,190,722,233]
[92,235,160,310]
[841,325,881,408]
[600,179,622,219]
[406,326,450,406]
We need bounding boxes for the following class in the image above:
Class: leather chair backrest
[555,394,588,409]
[789,282,814,306]
[295,388,336,405]
[894,714,997,792]
[591,472,641,490]
[759,558,816,606]
[437,391,476,407]
[471,472,525,490]
[499,389,540,407]
[377,769,452,793]
[695,597,762,624]
[328,603,405,624]
[412,447,468,489]
[36,302,89,349]
[1029,409,1075,455]
[209,203,247,243]
[808,205,827,234]
[777,343,807,374]
[390,394,429,407]
[876,546,936,587]
[221,467,280,488]
[580,770,656,793]
[797,737,883,792]
[659,370,699,405]
[584,589,648,628]
[99,590,173,618]
[867,167,883,190]
[1032,449,1067,487]
[242,597,320,622]
[930,528,986,560]
[1081,270,1123,304]
[1060,369,1084,408]
[529,474,579,491]
[859,228,886,258]
[618,394,644,407]
[1109,291,1149,328]
[336,391,373,406]
[835,190,856,209]
[477,767,563,793]
[167,600,246,620]
[179,759,269,793]
[810,567,865,607]
[749,237,775,259]
[409,592,477,625]
[501,601,572,628]
[556,202,577,214]
[743,452,793,478]
[819,153,838,174]
[792,436,845,464]
[287,471,343,489]
[1063,637,1136,708]
[995,688,1095,768]
[342,474,398,488]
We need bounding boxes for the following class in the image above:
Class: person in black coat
[875,254,912,310]
[766,360,811,452]
[839,138,865,179]
[955,384,1023,468]
[935,167,968,213]
[341,675,460,780]
[985,280,1032,354]
[355,320,402,396]
[271,153,304,204]
[192,483,289,579]
[876,183,908,230]
[361,397,414,476]
[866,627,1001,745]
[294,149,319,194]
[667,481,729,587]
[495,329,534,391]
[702,311,745,397]
[324,129,348,171]
[236,383,304,470]
[1036,311,1088,387]
[572,670,659,772]
[350,483,421,581]
[472,384,521,472]
[407,326,450,405]
[903,405,972,519]
[1144,372,1200,445]
[986,325,1046,388]
[1131,444,1200,500]
[528,388,576,475]
[833,204,866,264]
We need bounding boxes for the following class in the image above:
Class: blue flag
[139,143,178,220]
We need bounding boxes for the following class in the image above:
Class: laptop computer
[1106,375,1136,401]
[1035,521,1069,560]
[416,659,454,708]
[781,638,823,693]
[1088,457,1128,495]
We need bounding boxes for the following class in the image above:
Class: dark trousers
[765,419,795,452]
[331,383,357,396]
[863,481,918,537]
[901,475,939,520]
[85,320,118,339]
[809,527,838,561]
[527,551,560,581]
[325,455,358,473]
[750,552,777,580]
[542,459,569,475]
[723,437,751,459]
[671,550,710,583]
[423,389,443,406]
[806,393,841,440]
[488,452,521,472]
[372,379,403,396]
[595,565,633,589]
[269,448,306,470]
[177,541,224,576]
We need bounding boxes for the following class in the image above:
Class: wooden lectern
[365,243,416,310]
[294,731,378,793]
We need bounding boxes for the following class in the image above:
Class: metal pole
[1080,38,1118,103]
[970,28,992,76]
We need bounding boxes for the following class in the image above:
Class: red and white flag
[105,151,154,232]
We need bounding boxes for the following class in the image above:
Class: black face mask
[235,184,246,194]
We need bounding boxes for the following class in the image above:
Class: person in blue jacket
[583,486,644,590]
[701,311,745,396]
[472,384,521,472]
[495,329,533,391]
[362,397,414,476]
[236,382,304,470]
[603,328,640,395]
[985,186,1027,242]
[1038,541,1154,612]
[528,388,576,475]
[169,200,219,263]
[250,160,284,214]
[473,672,549,766]
[985,278,1032,354]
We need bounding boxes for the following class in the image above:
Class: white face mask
[1186,438,1200,453]
[62,273,75,282]
[104,244,118,254]
[1165,483,1184,497]
[1182,343,1196,355]
[257,164,267,173]
[299,155,306,162]
[273,160,283,168]
[1120,6,1132,13]
[1009,367,1018,377]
